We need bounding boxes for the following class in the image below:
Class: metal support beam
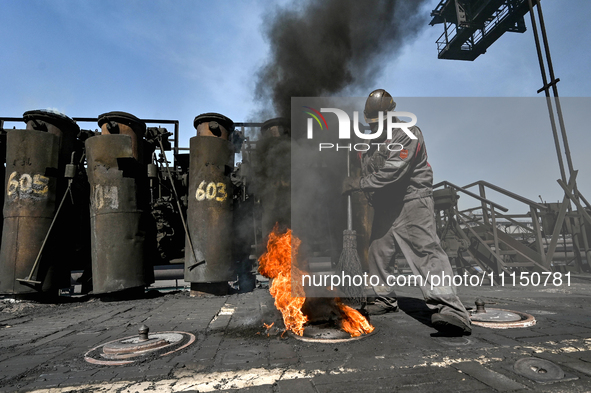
[529,206,547,268]
[558,179,591,228]
[545,172,577,265]
[527,0,588,270]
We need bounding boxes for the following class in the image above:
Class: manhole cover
[84,325,195,365]
[470,299,535,329]
[471,309,522,322]
[513,357,566,383]
[102,333,183,359]
[470,308,535,328]
[289,324,376,343]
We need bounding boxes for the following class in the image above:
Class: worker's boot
[431,313,471,336]
[363,296,398,315]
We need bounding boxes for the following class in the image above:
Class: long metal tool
[157,138,204,268]
[346,153,353,231]
[336,151,365,304]
[17,174,73,285]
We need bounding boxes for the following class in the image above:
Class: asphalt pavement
[1,276,591,392]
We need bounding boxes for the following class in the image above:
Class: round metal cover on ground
[84,331,195,365]
[470,308,536,329]
[513,357,565,383]
[290,324,376,343]
[102,334,178,359]
[471,309,522,322]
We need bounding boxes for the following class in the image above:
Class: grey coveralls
[359,123,470,325]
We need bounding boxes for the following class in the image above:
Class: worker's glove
[341,176,361,195]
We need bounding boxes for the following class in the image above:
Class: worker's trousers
[367,193,470,325]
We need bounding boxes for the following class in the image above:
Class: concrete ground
[1,276,591,393]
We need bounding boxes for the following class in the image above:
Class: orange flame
[263,322,274,329]
[337,301,375,337]
[259,226,374,337]
[259,228,307,336]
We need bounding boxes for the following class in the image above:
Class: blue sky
[2,0,590,213]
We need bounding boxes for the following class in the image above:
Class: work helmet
[364,89,396,124]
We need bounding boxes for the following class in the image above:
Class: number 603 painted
[195,181,228,202]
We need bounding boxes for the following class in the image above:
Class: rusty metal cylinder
[23,110,80,172]
[261,117,291,138]
[0,129,70,294]
[193,113,234,140]
[257,118,291,240]
[0,131,5,254]
[98,112,146,164]
[185,114,235,284]
[86,133,153,294]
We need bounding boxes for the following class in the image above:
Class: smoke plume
[248,0,430,264]
[255,0,430,118]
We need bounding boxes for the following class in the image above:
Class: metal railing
[434,180,560,278]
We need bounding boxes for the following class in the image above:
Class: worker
[342,89,471,336]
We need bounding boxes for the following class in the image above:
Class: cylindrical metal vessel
[86,134,153,294]
[257,118,291,239]
[261,117,291,138]
[22,109,82,277]
[98,112,147,164]
[23,110,80,172]
[0,131,6,253]
[185,113,235,284]
[193,113,234,140]
[0,129,70,294]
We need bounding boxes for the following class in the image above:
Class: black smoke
[255,0,430,119]
[247,0,430,272]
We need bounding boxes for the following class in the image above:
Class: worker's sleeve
[359,128,421,191]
